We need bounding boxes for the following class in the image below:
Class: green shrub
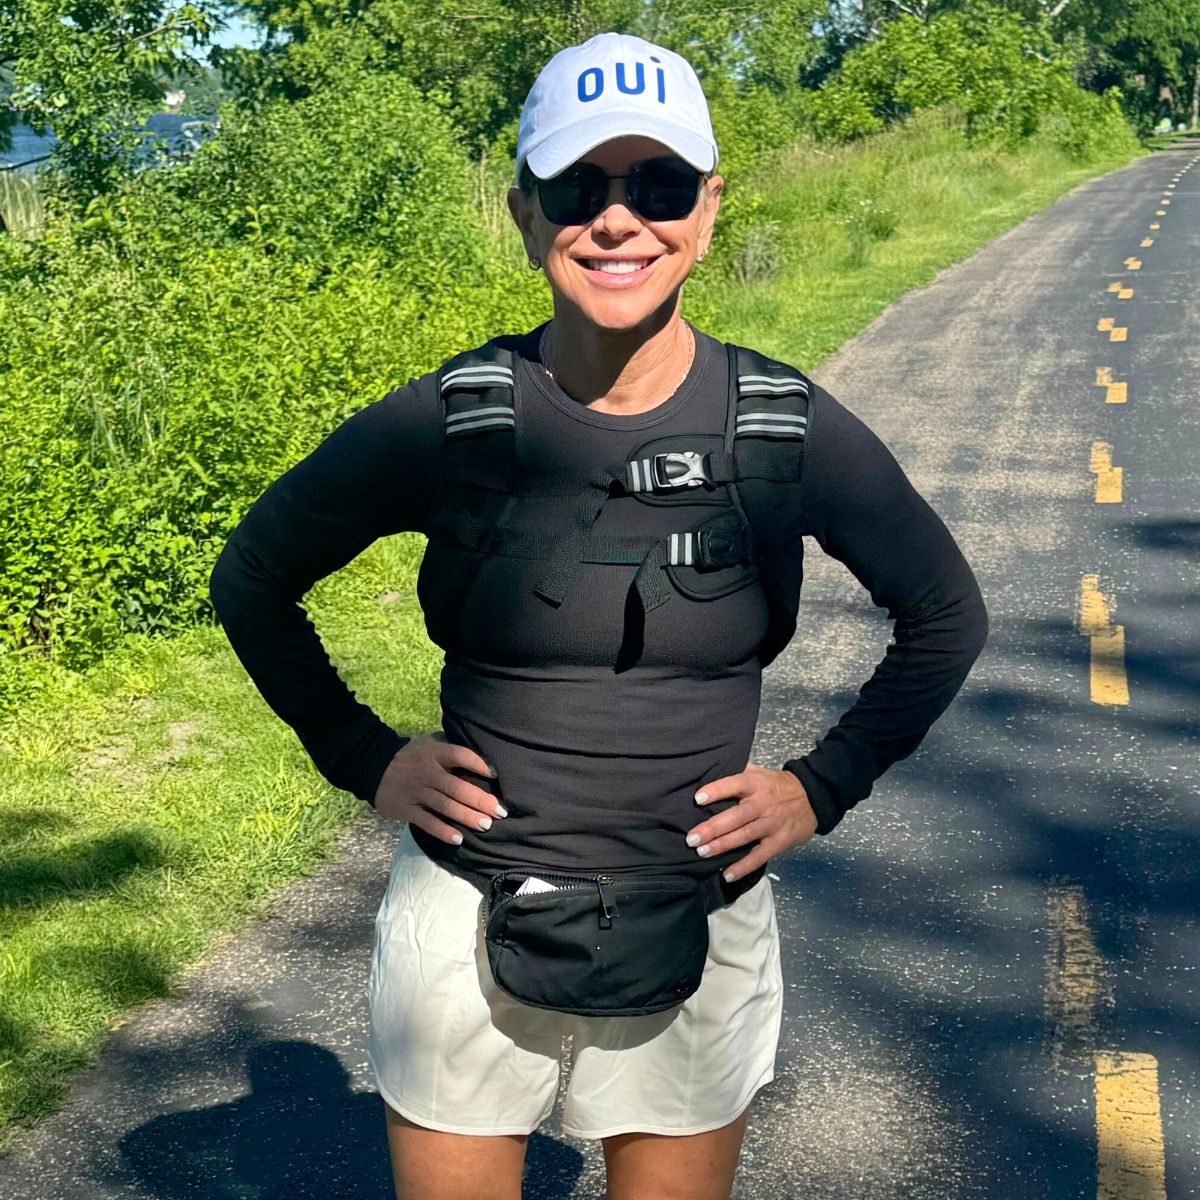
[796,2,1138,158]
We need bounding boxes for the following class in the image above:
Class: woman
[208,30,988,1200]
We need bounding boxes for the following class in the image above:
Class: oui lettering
[577,58,667,104]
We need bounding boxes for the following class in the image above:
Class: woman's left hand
[684,763,818,882]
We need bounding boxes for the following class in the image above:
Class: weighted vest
[426,335,811,670]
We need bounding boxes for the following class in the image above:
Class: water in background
[0,112,220,173]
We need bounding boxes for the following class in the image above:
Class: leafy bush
[0,48,554,713]
[796,2,1138,159]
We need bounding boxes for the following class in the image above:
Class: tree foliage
[0,1,225,201]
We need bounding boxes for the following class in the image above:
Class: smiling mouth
[576,256,662,284]
[579,257,658,273]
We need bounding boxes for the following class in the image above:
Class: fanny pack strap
[450,857,766,912]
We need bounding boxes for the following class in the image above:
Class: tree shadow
[0,828,166,914]
[115,1041,585,1200]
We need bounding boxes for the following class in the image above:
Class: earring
[528,256,542,270]
[696,250,707,262]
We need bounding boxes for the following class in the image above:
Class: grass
[0,167,47,240]
[0,109,1158,1147]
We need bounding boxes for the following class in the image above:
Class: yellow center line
[1124,257,1141,269]
[1045,883,1109,1070]
[1044,886,1169,1196]
[1078,575,1129,705]
[1141,238,1154,247]
[1096,1052,1167,1199]
[1090,442,1123,503]
[1095,366,1125,403]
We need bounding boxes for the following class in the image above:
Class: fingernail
[451,833,463,845]
[488,762,498,777]
[695,791,708,803]
[495,804,509,818]
[724,870,736,882]
[696,844,710,857]
[686,833,701,847]
[478,816,492,831]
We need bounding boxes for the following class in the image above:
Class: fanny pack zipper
[484,869,697,926]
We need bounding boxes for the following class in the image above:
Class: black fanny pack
[479,862,766,1017]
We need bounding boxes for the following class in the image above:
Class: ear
[507,187,540,260]
[696,174,723,258]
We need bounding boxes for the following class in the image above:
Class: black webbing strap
[532,468,624,607]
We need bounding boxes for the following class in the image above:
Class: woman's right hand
[371,731,507,844]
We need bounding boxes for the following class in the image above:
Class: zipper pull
[597,875,618,927]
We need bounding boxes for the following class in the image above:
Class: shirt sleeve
[781,381,989,835]
[207,372,443,808]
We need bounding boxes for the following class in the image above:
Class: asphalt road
[2,137,1197,1199]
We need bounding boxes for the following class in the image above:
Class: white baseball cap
[515,32,719,186]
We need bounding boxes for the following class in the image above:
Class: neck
[541,297,693,413]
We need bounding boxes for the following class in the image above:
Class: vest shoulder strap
[435,339,519,492]
[729,344,810,480]
[724,343,812,667]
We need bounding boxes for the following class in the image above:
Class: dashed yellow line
[1090,442,1123,503]
[1123,257,1141,270]
[1095,368,1127,405]
[1045,883,1109,1069]
[1141,237,1154,247]
[1096,1052,1168,1199]
[1097,317,1127,342]
[1044,885,1169,1196]
[1078,575,1129,705]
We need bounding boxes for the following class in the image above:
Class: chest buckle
[652,450,708,489]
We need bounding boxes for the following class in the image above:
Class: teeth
[584,258,651,274]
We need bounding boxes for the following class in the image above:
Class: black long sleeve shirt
[209,321,988,885]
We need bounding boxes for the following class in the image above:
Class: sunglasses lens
[534,158,702,224]
[537,163,608,225]
[630,159,702,221]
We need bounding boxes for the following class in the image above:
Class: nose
[591,174,641,238]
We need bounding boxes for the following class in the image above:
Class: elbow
[962,583,990,667]
[207,541,234,615]
[208,535,251,620]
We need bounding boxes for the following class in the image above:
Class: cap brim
[525,110,716,180]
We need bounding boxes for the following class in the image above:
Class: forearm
[783,560,989,834]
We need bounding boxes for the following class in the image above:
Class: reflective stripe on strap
[445,405,515,436]
[667,531,694,566]
[735,411,808,437]
[440,364,514,392]
[737,373,810,396]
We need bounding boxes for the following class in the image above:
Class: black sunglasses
[531,156,704,226]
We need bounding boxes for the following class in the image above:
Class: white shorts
[366,822,784,1140]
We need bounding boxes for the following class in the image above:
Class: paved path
[2,138,1197,1199]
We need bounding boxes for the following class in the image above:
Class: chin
[568,287,681,334]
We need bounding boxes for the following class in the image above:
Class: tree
[0,0,222,203]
